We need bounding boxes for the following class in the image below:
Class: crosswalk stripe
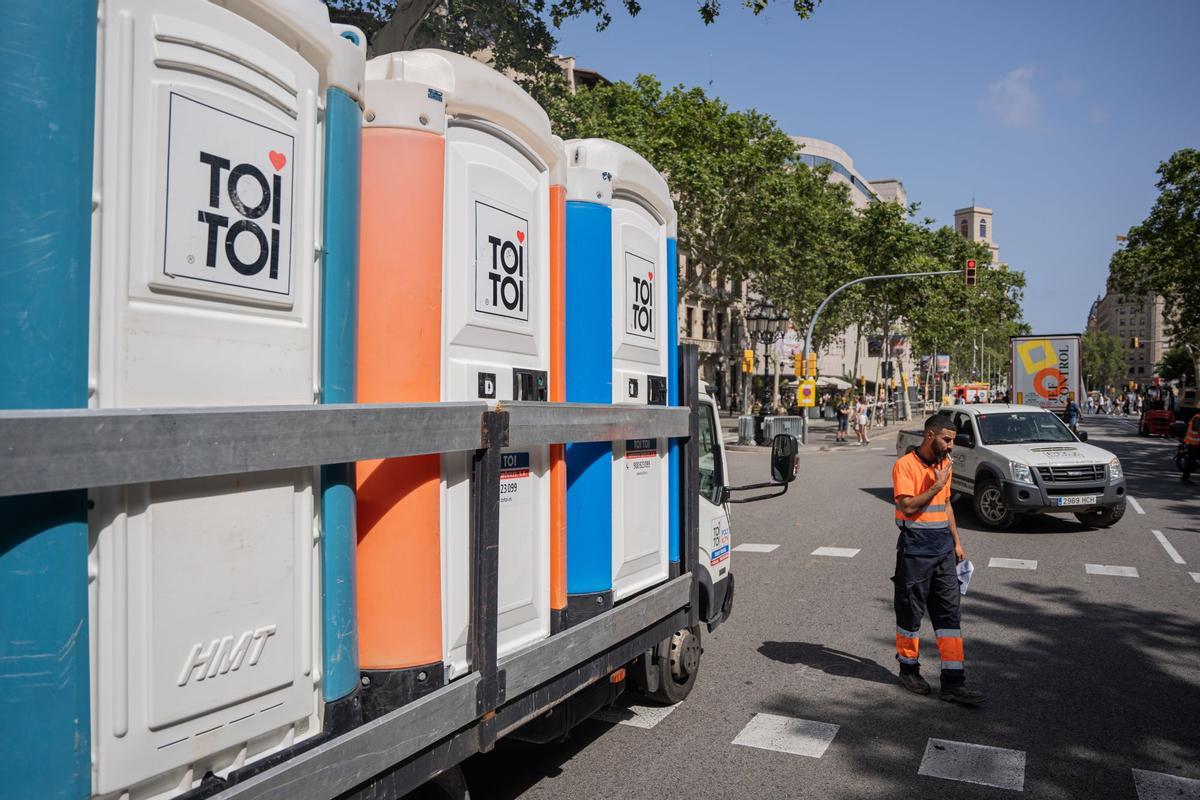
[732,713,839,758]
[918,738,1025,791]
[735,543,780,553]
[1085,563,1139,577]
[989,557,1037,570]
[1132,768,1200,799]
[812,547,860,558]
[1128,496,1145,514]
[593,699,680,729]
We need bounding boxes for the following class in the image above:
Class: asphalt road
[462,414,1199,799]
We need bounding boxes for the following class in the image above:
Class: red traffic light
[964,259,977,287]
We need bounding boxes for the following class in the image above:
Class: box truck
[1010,334,1084,411]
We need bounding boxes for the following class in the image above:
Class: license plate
[1056,495,1097,507]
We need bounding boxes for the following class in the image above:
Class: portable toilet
[356,50,559,710]
[83,2,364,797]
[564,139,679,624]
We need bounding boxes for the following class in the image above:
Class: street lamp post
[744,301,789,411]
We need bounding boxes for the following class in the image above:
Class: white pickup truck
[896,404,1128,529]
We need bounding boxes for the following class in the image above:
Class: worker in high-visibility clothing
[1182,413,1200,483]
[891,412,985,705]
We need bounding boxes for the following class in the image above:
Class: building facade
[1087,291,1171,387]
[954,205,1000,263]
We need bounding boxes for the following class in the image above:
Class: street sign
[742,349,754,373]
[797,379,816,407]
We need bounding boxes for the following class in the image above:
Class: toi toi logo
[196,150,286,279]
[485,230,525,314]
[629,272,654,336]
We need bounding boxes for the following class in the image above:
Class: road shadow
[859,486,896,505]
[758,641,896,686]
[752,581,1200,798]
[458,715,614,800]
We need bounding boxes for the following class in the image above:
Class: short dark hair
[924,412,955,433]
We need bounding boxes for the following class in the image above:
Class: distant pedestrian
[855,397,870,446]
[836,397,850,442]
[1064,397,1081,433]
[891,412,984,705]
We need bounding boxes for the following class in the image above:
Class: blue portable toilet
[564,139,678,626]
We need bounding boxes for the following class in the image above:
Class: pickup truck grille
[1037,464,1105,483]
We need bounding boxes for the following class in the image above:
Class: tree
[1156,345,1196,385]
[1109,148,1200,365]
[328,0,825,54]
[1082,328,1128,392]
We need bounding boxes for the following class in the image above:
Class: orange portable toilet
[356,50,564,717]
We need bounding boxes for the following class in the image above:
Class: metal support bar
[679,345,701,627]
[503,402,688,447]
[0,403,488,497]
[469,411,506,750]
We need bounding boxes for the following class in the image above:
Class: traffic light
[964,259,977,287]
[807,352,818,378]
[1130,336,1140,348]
[742,349,754,373]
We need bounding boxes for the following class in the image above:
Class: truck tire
[646,625,702,704]
[1075,501,1126,529]
[973,478,1017,530]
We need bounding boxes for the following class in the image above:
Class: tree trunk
[370,0,441,55]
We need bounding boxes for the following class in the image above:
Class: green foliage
[1156,345,1196,384]
[1109,148,1200,347]
[1082,328,1129,391]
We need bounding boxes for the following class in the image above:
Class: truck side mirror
[954,433,973,448]
[771,434,799,483]
[1077,431,1089,442]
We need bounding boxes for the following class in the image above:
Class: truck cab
[897,404,1127,530]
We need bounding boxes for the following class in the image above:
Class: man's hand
[933,461,951,490]
[955,543,966,563]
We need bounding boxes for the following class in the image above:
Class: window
[960,219,969,237]
[1138,366,1146,374]
[716,312,726,342]
[698,403,724,503]
[979,219,987,238]
[702,309,712,340]
[685,306,695,338]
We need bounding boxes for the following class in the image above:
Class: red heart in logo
[516,230,525,243]
[647,272,653,280]
[269,151,287,171]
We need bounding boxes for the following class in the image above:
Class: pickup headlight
[1010,461,1034,484]
[1109,458,1122,483]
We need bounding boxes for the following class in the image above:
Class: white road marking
[812,547,860,558]
[1151,530,1186,565]
[1132,768,1200,799]
[1085,563,1140,578]
[1128,496,1145,515]
[732,713,839,758]
[1190,572,1200,584]
[593,699,680,729]
[918,738,1026,792]
[734,543,780,553]
[989,558,1038,570]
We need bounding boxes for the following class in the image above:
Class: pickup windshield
[976,411,1077,445]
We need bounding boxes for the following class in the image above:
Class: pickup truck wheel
[1075,501,1126,529]
[973,478,1016,530]
[647,625,701,704]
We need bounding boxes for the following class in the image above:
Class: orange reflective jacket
[893,450,952,528]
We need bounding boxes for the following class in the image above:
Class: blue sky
[554,0,1200,334]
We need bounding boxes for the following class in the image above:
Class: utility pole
[800,268,966,444]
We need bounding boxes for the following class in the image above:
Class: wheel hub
[669,629,700,681]
[980,487,1006,522]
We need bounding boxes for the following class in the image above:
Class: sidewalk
[720,412,906,452]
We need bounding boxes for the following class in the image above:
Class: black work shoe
[939,685,985,706]
[898,671,932,695]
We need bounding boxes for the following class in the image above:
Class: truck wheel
[973,478,1016,530]
[646,625,702,704]
[1075,501,1126,529]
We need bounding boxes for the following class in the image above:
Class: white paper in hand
[957,559,974,595]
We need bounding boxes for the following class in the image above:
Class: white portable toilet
[565,139,676,602]
[87,2,361,797]
[359,50,556,683]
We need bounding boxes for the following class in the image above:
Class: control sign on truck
[1010,334,1083,410]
